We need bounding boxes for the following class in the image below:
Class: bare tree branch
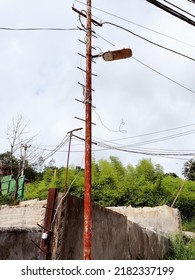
[6,115,36,176]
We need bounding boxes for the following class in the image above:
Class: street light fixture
[92,48,133,61]
[103,48,132,61]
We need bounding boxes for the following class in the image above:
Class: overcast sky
[0,0,195,177]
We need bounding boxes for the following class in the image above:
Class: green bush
[183,218,195,232]
[0,194,19,206]
[166,234,195,260]
[21,157,195,230]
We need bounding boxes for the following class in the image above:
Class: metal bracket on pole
[72,6,103,27]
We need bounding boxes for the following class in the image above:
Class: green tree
[182,159,195,181]
[0,151,40,182]
[91,157,128,206]
[135,159,164,185]
[0,151,19,177]
[21,155,195,228]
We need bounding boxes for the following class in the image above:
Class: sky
[0,0,195,178]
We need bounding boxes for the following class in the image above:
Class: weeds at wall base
[165,233,195,260]
[0,194,19,206]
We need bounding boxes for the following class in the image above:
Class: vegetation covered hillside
[23,157,195,231]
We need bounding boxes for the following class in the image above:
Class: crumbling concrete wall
[51,194,130,260]
[50,194,169,260]
[0,199,46,260]
[0,228,42,260]
[108,205,182,235]
[0,199,46,228]
[0,195,180,260]
[127,221,168,259]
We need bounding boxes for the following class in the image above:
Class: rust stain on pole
[84,0,92,260]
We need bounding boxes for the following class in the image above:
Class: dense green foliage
[183,218,195,232]
[182,159,195,181]
[166,234,195,260]
[0,151,19,177]
[1,155,194,259]
[0,193,19,206]
[24,157,195,227]
[0,151,40,181]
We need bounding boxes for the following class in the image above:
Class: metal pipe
[64,128,83,192]
[84,0,92,260]
[64,132,72,192]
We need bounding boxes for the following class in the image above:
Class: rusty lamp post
[84,0,132,260]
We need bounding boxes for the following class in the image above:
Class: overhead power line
[75,0,195,48]
[90,123,195,143]
[123,129,195,147]
[94,32,195,96]
[76,124,195,151]
[0,27,80,31]
[72,134,195,158]
[132,57,195,95]
[30,136,69,166]
[146,0,195,27]
[30,129,195,160]
[102,21,195,62]
[162,0,195,18]
[33,123,195,148]
[93,128,195,148]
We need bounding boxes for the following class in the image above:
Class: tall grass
[182,218,195,232]
[166,234,195,260]
[0,194,19,206]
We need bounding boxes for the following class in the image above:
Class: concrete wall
[0,199,46,260]
[0,228,42,260]
[50,194,130,260]
[50,194,169,260]
[127,221,168,259]
[108,205,182,235]
[0,199,46,228]
[0,195,181,260]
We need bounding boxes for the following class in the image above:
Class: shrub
[166,234,195,260]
